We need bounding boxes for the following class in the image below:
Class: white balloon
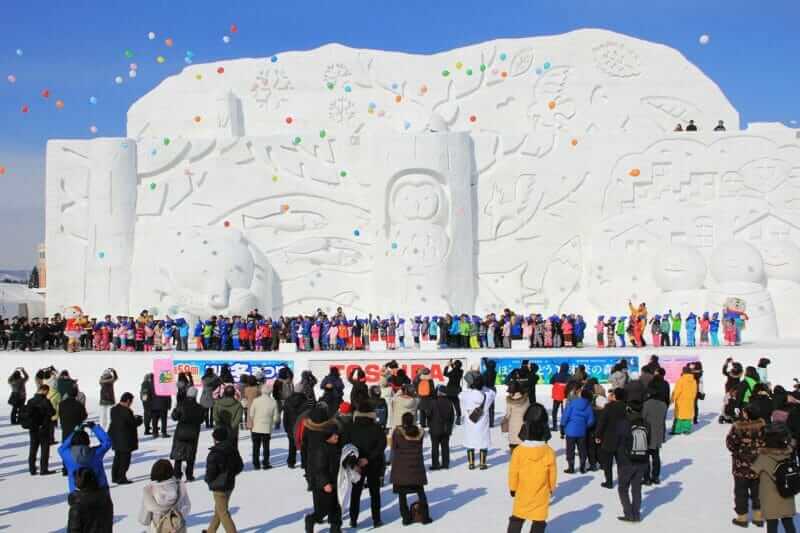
[129,70,137,78]
[114,76,124,85]
[89,125,98,134]
[147,31,156,40]
[699,34,710,45]
[222,35,231,44]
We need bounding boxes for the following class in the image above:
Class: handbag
[468,393,486,424]
[500,416,509,433]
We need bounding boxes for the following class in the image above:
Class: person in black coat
[426,385,456,470]
[595,388,628,488]
[443,360,463,424]
[140,373,154,435]
[149,378,172,438]
[66,468,114,533]
[284,392,314,469]
[305,425,343,533]
[26,384,57,475]
[108,392,142,484]
[481,359,498,427]
[391,412,432,525]
[59,385,88,475]
[347,401,387,528]
[204,426,244,533]
[170,387,205,481]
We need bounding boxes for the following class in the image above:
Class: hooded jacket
[751,447,798,519]
[137,478,191,532]
[508,441,557,521]
[726,419,766,479]
[204,440,244,493]
[505,393,530,446]
[67,487,114,533]
[390,425,427,489]
[59,425,111,492]
[560,397,595,438]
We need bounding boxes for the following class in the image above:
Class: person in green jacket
[659,314,671,346]
[213,385,244,447]
[460,315,471,348]
[615,317,627,347]
[671,312,682,346]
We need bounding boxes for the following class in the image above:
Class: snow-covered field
[0,392,747,532]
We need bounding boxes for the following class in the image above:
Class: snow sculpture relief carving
[45,29,800,339]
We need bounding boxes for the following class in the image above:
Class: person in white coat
[247,383,279,469]
[460,375,497,470]
[138,459,191,533]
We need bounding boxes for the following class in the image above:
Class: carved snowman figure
[706,240,777,340]
[759,239,800,335]
[651,244,708,314]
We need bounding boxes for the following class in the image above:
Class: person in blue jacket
[685,313,697,347]
[560,388,596,474]
[574,315,587,347]
[449,316,461,348]
[58,422,112,493]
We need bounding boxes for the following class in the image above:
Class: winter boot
[752,511,764,527]
[456,415,462,426]
[731,515,748,528]
[304,514,315,533]
[479,449,488,470]
[467,450,476,470]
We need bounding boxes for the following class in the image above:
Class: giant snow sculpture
[45,29,800,339]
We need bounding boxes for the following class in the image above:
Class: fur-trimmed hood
[732,419,766,434]
[394,425,424,441]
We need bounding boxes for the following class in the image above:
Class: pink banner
[153,358,176,396]
[660,357,699,383]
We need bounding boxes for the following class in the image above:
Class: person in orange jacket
[508,403,556,533]
[671,367,698,434]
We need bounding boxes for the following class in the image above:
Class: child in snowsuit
[660,315,671,346]
[595,316,605,347]
[605,318,616,348]
[699,313,710,346]
[710,313,721,346]
[671,313,682,346]
[686,313,697,347]
[650,316,661,347]
[615,317,627,348]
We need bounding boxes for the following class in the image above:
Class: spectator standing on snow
[58,422,111,492]
[751,424,797,533]
[595,388,628,488]
[426,385,456,469]
[98,368,118,429]
[391,412,432,525]
[504,382,530,452]
[561,388,596,474]
[25,384,57,476]
[615,401,650,523]
[461,375,497,470]
[347,400,387,528]
[641,378,668,485]
[109,392,142,485]
[305,425,344,532]
[727,405,767,528]
[213,385,244,447]
[203,426,244,533]
[67,468,114,533]
[170,386,205,481]
[138,459,191,533]
[247,382,279,470]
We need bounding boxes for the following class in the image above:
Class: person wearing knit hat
[170,384,205,481]
[508,403,556,533]
[305,424,343,532]
[426,383,456,470]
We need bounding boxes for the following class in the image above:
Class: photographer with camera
[58,420,111,492]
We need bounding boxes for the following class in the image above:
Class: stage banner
[658,356,700,383]
[309,356,468,385]
[481,356,640,385]
[152,358,176,396]
[174,358,294,383]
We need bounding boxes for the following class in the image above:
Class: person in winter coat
[150,378,172,438]
[737,366,761,410]
[138,459,191,533]
[549,363,571,431]
[98,368,118,429]
[59,384,89,454]
[200,368,221,429]
[7,367,29,425]
[26,384,57,475]
[140,373,155,435]
[505,382,530,451]
[347,402,387,528]
[414,368,436,428]
[248,383,279,469]
[749,383,775,424]
[302,404,339,488]
[320,367,345,414]
[624,373,646,405]
[615,401,650,523]
[67,468,114,533]
[348,367,369,411]
[508,403,557,533]
[444,360,464,424]
[213,385,244,447]
[273,366,295,430]
[482,358,499,427]
[109,392,142,484]
[595,388,628,488]
[672,367,698,434]
[751,424,797,533]
[305,425,344,533]
[460,375,497,470]
[426,385,456,469]
[727,405,767,527]
[391,412,432,525]
[390,385,419,432]
[170,387,205,481]
[284,392,314,469]
[609,362,629,390]
[641,378,668,485]
[59,422,111,492]
[203,426,244,533]
[561,388,596,473]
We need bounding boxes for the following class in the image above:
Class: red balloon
[230,24,238,33]
[41,89,50,98]
[21,104,29,113]
[217,67,225,74]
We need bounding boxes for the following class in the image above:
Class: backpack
[417,379,431,398]
[155,507,186,533]
[19,403,32,430]
[629,420,650,463]
[774,456,800,498]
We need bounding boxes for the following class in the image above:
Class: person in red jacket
[549,363,571,431]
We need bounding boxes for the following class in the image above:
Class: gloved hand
[510,491,516,498]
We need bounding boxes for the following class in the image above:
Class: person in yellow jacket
[508,403,556,533]
[671,367,698,434]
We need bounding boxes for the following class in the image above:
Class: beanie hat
[212,426,229,442]
[339,401,352,415]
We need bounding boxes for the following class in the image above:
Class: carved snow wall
[45,29,800,338]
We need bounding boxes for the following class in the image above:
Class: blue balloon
[270,55,278,63]
[89,96,98,105]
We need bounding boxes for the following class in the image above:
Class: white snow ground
[0,392,762,533]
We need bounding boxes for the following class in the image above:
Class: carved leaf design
[593,42,641,78]
[510,48,535,77]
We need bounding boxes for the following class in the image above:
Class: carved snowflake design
[250,64,293,110]
[324,63,352,84]
[593,42,641,78]
[328,97,355,123]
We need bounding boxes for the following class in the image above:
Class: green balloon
[466,68,473,76]
[480,64,486,72]
[442,70,450,77]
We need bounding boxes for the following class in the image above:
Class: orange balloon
[165,37,174,47]
[280,204,289,213]
[395,95,402,103]
[55,99,64,110]
[193,115,202,123]
[547,100,556,110]
[629,168,641,177]
[0,166,6,175]
[571,138,578,146]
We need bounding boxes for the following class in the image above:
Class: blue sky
[1,0,799,268]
